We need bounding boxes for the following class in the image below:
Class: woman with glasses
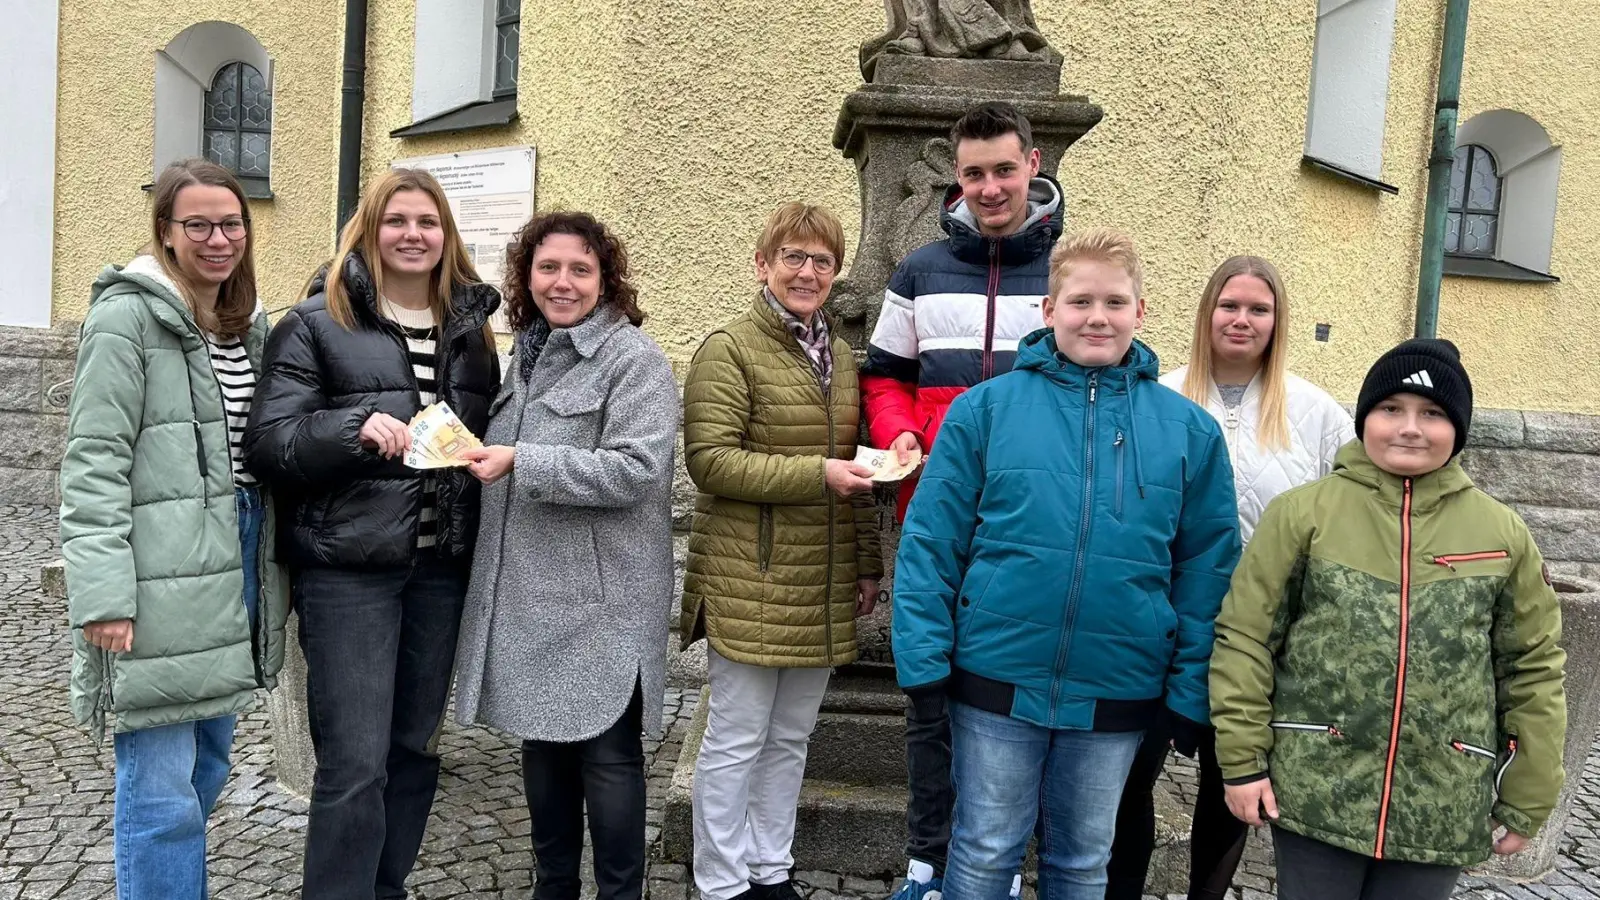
[451,211,680,900]
[681,202,882,900]
[60,158,289,900]
[245,169,500,899]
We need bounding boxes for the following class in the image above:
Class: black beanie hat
[1355,338,1474,457]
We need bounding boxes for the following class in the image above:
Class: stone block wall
[1458,409,1600,576]
[0,325,78,506]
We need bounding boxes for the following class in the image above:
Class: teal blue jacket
[892,329,1240,729]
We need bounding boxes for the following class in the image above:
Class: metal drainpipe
[336,0,370,236]
[1414,0,1471,339]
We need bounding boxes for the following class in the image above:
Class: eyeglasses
[776,248,838,275]
[175,217,249,242]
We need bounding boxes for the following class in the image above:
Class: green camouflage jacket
[1211,441,1566,866]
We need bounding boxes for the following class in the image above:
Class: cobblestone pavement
[2,504,1596,899]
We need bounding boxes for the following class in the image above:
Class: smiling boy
[1210,339,1567,900]
[891,228,1240,900]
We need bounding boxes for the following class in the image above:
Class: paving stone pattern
[1,504,1596,899]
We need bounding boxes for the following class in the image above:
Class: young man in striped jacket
[864,100,1064,900]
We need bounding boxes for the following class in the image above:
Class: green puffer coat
[60,257,290,735]
[680,294,883,668]
[1211,441,1566,866]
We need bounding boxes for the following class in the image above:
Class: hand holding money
[404,402,485,469]
[360,413,413,459]
[853,443,923,483]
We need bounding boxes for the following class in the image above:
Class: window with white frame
[1301,0,1400,193]
[154,22,274,197]
[396,0,521,137]
[1445,110,1563,281]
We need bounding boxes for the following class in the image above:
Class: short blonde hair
[1048,227,1144,299]
[757,201,846,264]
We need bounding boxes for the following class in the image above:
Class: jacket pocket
[1449,739,1497,761]
[1431,550,1510,571]
[1270,720,1345,737]
[758,504,774,573]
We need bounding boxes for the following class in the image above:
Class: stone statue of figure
[861,0,1062,80]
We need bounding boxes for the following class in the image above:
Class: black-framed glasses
[175,216,249,242]
[776,247,838,275]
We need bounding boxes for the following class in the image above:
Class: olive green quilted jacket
[1212,441,1566,866]
[680,295,883,668]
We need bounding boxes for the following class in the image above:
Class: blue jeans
[943,701,1143,900]
[111,486,264,900]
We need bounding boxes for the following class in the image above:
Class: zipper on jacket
[1432,550,1510,571]
[1114,431,1125,518]
[1271,721,1345,737]
[1050,372,1099,726]
[1496,736,1519,793]
[823,375,836,667]
[1375,477,1414,860]
[758,504,774,573]
[981,240,999,381]
[1450,740,1497,761]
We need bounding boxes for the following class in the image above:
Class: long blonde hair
[1180,256,1291,452]
[322,168,481,329]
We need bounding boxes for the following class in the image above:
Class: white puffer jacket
[1160,366,1355,544]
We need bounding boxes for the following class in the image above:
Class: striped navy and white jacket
[861,174,1064,519]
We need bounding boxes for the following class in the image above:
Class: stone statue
[861,0,1063,81]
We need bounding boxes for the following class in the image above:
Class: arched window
[154,22,274,197]
[1444,110,1563,282]
[203,62,272,195]
[1446,144,1500,258]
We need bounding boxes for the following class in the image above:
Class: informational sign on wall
[393,145,536,332]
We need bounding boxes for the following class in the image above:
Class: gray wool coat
[453,304,680,742]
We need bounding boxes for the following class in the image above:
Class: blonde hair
[1048,227,1144,299]
[321,168,481,329]
[757,201,846,264]
[1180,256,1292,452]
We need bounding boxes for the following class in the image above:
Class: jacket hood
[1014,327,1160,386]
[91,255,266,338]
[942,174,1065,266]
[306,251,501,328]
[1332,439,1475,510]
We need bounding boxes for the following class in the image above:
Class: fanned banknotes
[852,444,923,483]
[404,402,484,469]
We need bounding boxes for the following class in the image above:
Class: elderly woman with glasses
[681,202,883,900]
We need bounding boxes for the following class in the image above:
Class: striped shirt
[206,334,257,486]
[382,298,441,550]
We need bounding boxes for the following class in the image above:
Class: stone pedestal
[1472,575,1600,881]
[825,58,1103,348]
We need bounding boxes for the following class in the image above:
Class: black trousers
[1273,826,1462,900]
[1106,723,1249,900]
[296,554,469,900]
[903,691,956,875]
[523,684,647,900]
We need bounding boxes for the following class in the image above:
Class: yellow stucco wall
[53,2,344,326]
[52,0,1600,412]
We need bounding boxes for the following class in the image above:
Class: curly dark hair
[501,211,644,331]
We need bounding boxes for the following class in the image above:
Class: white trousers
[692,648,832,900]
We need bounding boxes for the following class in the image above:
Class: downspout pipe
[1415,0,1471,339]
[336,0,370,236]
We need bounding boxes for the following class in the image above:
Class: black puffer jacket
[245,252,501,569]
